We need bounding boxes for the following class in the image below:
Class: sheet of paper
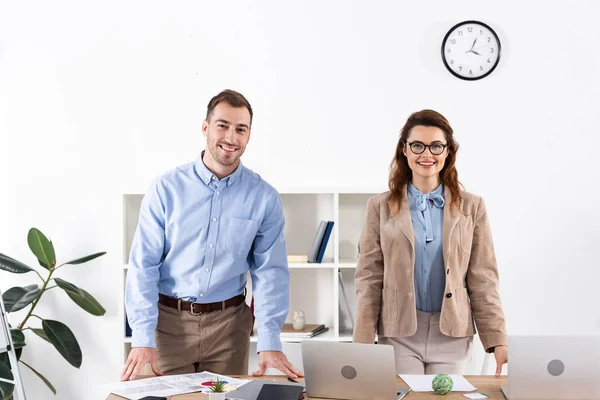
[464,393,488,399]
[105,371,249,399]
[399,374,477,392]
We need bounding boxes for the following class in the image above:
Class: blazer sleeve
[466,197,508,353]
[353,197,384,343]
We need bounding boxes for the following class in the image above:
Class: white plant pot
[208,393,226,400]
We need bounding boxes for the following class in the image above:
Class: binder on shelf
[315,221,334,263]
[125,313,132,338]
[308,221,328,263]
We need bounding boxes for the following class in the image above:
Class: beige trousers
[155,301,254,375]
[378,310,473,374]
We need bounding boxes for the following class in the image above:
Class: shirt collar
[194,151,243,186]
[408,182,444,198]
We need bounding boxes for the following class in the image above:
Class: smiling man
[122,89,302,381]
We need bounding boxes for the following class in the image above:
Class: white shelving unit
[121,188,383,374]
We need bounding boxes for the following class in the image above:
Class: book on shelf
[125,313,132,338]
[280,323,329,338]
[308,221,328,263]
[287,254,308,263]
[316,221,334,263]
[308,220,334,263]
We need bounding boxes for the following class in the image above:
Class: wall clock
[441,20,501,80]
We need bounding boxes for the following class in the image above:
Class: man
[121,89,302,381]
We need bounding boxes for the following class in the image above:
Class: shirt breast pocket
[222,217,259,256]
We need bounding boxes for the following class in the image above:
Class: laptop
[500,335,600,400]
[302,341,410,400]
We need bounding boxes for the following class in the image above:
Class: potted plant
[0,228,106,399]
[208,377,227,400]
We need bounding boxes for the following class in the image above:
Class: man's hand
[494,345,508,376]
[121,347,163,381]
[252,351,304,379]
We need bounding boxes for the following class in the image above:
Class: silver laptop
[302,341,410,400]
[500,335,600,400]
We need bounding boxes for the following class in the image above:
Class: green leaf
[15,348,22,361]
[10,329,26,350]
[0,253,35,274]
[54,278,106,316]
[32,328,51,343]
[20,360,56,395]
[42,319,82,368]
[2,285,41,312]
[61,251,106,265]
[27,228,56,269]
[0,359,14,400]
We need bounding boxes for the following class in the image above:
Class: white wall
[1,0,600,398]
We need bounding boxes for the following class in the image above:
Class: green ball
[432,374,453,395]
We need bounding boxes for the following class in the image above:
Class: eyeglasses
[406,141,448,155]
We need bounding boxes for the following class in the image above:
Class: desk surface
[106,375,507,400]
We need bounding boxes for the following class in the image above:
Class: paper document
[464,393,488,399]
[106,371,249,399]
[399,374,477,392]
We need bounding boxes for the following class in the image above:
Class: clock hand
[470,38,477,51]
[471,50,481,56]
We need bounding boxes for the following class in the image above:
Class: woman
[353,109,507,375]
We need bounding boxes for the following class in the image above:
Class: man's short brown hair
[206,89,253,125]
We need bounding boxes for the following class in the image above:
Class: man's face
[202,102,251,168]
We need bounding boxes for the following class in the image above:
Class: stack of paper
[106,371,249,399]
[280,323,329,338]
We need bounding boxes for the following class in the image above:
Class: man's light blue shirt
[408,183,446,313]
[125,152,290,352]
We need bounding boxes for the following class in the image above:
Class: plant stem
[31,314,43,320]
[34,270,44,282]
[18,267,55,329]
[45,285,57,290]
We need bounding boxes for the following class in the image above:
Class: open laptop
[301,341,410,400]
[500,335,600,400]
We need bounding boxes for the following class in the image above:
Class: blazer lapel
[442,186,462,261]
[389,186,415,249]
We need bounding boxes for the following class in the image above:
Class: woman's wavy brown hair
[389,109,463,216]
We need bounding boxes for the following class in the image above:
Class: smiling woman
[353,109,508,376]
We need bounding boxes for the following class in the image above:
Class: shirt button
[199,293,204,297]
[205,268,210,272]
[209,243,214,248]
[212,217,217,222]
[216,191,220,195]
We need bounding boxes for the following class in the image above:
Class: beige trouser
[378,310,473,374]
[155,301,253,375]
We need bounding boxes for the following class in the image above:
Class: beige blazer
[353,186,507,352]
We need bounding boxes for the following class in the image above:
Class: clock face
[442,20,501,80]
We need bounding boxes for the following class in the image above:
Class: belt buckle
[189,302,202,315]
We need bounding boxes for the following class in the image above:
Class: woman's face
[403,125,449,181]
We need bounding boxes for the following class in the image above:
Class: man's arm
[122,179,166,380]
[249,191,289,353]
[249,190,303,378]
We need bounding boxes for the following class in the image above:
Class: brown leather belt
[158,292,245,315]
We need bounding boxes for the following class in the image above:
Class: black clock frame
[441,20,502,81]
